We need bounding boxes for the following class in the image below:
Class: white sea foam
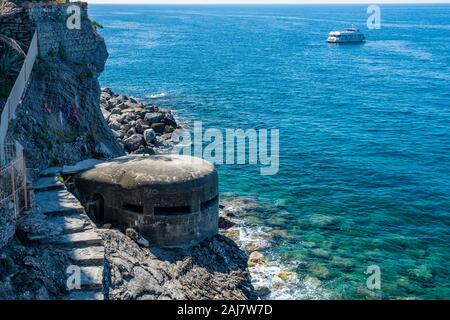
[225,223,332,300]
[148,92,170,99]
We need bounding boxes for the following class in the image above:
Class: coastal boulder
[151,123,166,134]
[135,119,149,134]
[144,113,162,125]
[163,113,177,127]
[144,129,156,144]
[248,251,266,267]
[109,121,122,131]
[124,134,145,152]
[127,127,137,136]
[111,107,122,115]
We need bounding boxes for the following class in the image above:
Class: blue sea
[90,4,450,299]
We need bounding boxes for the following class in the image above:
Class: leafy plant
[58,44,67,61]
[0,48,24,99]
[89,17,104,31]
[0,26,25,58]
[34,55,50,74]
[86,69,94,79]
[76,73,83,83]
[0,23,26,99]
[0,48,23,77]
[48,49,57,58]
[53,128,78,143]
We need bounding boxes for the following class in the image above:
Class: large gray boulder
[124,134,144,152]
[144,113,162,125]
[143,129,156,144]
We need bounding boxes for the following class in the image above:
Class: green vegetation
[86,68,94,79]
[0,49,23,99]
[47,49,57,58]
[0,24,25,100]
[34,55,50,74]
[58,44,67,61]
[53,128,78,143]
[76,72,83,83]
[34,130,52,150]
[89,17,104,31]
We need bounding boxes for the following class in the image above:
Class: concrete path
[32,170,106,300]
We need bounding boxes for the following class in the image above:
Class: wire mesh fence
[0,141,28,217]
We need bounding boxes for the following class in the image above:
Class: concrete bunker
[74,155,219,247]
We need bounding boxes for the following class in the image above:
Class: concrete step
[66,290,104,301]
[68,246,105,266]
[35,189,84,216]
[62,159,105,175]
[33,176,64,192]
[40,166,62,178]
[80,266,104,290]
[47,214,94,235]
[52,230,103,247]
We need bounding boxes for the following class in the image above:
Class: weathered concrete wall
[74,155,220,247]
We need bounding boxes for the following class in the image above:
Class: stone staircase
[32,168,106,300]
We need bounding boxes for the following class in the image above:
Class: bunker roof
[77,155,217,190]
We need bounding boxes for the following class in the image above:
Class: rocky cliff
[4,2,123,170]
[0,2,258,300]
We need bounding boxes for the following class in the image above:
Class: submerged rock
[308,263,330,280]
[276,271,297,281]
[248,251,266,267]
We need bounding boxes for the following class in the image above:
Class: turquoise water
[91,4,450,299]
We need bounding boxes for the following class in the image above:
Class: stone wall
[6,2,124,169]
[0,2,34,48]
[27,2,107,74]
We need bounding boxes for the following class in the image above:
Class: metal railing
[0,31,37,214]
[0,31,38,165]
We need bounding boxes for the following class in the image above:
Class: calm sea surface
[91,4,450,299]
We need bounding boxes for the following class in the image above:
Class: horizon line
[87,1,450,4]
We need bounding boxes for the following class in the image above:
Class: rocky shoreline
[219,197,330,300]
[102,229,257,300]
[100,88,179,155]
[98,88,307,300]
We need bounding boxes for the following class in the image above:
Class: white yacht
[326,26,366,43]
